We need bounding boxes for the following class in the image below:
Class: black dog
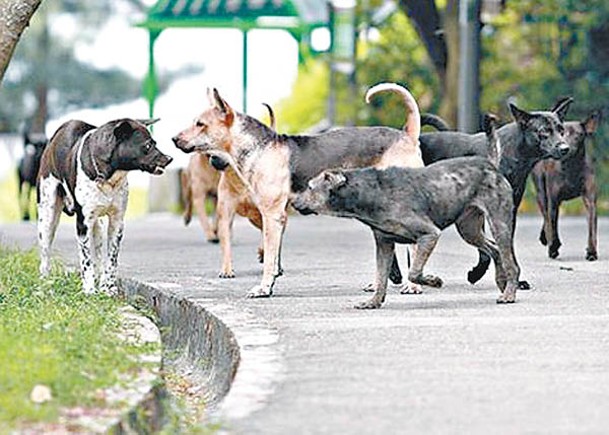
[389,98,572,289]
[17,131,47,221]
[531,111,602,260]
[293,116,520,309]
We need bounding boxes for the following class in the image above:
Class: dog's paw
[219,270,235,279]
[548,248,559,259]
[399,283,423,295]
[518,280,531,290]
[421,275,443,288]
[585,250,598,261]
[539,230,547,246]
[497,292,516,304]
[246,285,273,298]
[361,282,376,293]
[354,298,383,309]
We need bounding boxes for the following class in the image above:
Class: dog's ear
[114,120,134,142]
[137,118,160,127]
[508,103,533,125]
[551,96,573,121]
[324,171,347,189]
[212,88,234,126]
[583,111,601,135]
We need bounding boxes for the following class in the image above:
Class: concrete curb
[119,278,242,414]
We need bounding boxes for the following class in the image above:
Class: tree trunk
[0,0,43,84]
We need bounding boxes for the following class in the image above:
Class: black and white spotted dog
[37,118,172,294]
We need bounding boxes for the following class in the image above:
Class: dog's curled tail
[365,82,421,143]
[420,113,451,131]
[483,113,501,168]
[262,102,276,130]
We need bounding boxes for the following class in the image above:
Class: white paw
[399,282,423,295]
[246,285,272,298]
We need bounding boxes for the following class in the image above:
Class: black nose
[171,136,179,145]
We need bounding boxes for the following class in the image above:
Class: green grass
[0,247,156,431]
[0,171,149,223]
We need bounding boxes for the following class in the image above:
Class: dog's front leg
[100,212,124,296]
[407,233,443,287]
[76,210,97,294]
[547,197,561,259]
[247,209,287,298]
[356,231,394,309]
[217,176,238,278]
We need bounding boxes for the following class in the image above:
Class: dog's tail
[365,82,421,143]
[262,102,276,130]
[180,168,193,226]
[483,113,501,168]
[420,113,451,131]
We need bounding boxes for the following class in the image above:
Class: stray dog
[17,131,47,221]
[292,115,520,308]
[388,98,572,288]
[172,83,424,298]
[180,152,221,242]
[37,118,173,294]
[531,111,602,260]
[180,104,278,277]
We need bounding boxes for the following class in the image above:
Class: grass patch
[0,171,150,223]
[0,246,156,432]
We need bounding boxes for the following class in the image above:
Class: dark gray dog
[293,118,520,309]
[389,98,573,288]
[17,131,47,221]
[37,118,173,294]
[531,111,602,260]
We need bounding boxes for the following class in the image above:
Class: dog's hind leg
[37,177,62,277]
[547,196,562,259]
[485,208,520,304]
[355,231,395,309]
[533,170,550,246]
[456,208,502,282]
[583,182,598,261]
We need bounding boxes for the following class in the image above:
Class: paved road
[3,213,609,434]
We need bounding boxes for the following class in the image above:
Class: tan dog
[180,105,277,277]
[172,83,424,298]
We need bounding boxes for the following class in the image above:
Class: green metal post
[242,29,248,114]
[145,30,162,119]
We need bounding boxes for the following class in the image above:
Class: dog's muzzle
[550,142,571,159]
[291,198,317,216]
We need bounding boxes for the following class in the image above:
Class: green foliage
[0,247,156,431]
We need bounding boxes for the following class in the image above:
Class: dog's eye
[195,120,206,129]
[538,128,550,138]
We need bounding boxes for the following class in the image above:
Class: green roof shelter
[137,0,329,117]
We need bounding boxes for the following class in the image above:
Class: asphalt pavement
[2,213,609,434]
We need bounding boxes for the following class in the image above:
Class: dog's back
[287,127,406,191]
[39,120,95,189]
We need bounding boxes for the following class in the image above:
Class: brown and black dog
[172,83,424,298]
[531,111,602,260]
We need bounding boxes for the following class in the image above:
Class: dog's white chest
[75,166,128,216]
